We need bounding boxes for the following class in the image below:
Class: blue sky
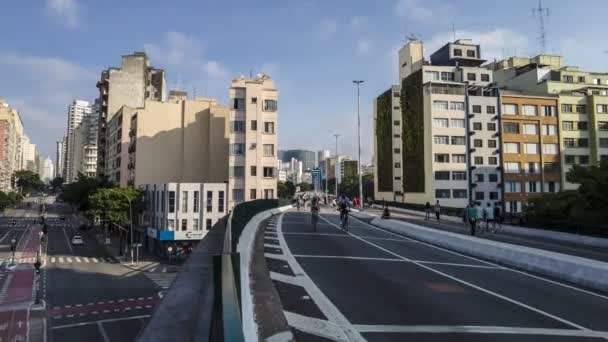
[1,0,607,163]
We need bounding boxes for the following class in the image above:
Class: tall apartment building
[56,138,66,179]
[69,109,99,180]
[228,74,278,207]
[0,99,24,191]
[489,55,608,190]
[374,39,501,209]
[21,135,37,172]
[96,52,166,177]
[105,95,229,187]
[42,157,54,182]
[64,100,91,182]
[279,149,316,170]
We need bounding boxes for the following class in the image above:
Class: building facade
[228,74,278,207]
[0,99,24,191]
[142,182,227,255]
[279,149,316,171]
[69,109,99,181]
[64,100,91,182]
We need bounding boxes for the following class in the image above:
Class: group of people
[300,192,352,232]
[465,202,502,236]
[424,201,442,221]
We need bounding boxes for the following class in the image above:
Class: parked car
[71,235,84,245]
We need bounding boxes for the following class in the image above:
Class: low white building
[142,182,227,256]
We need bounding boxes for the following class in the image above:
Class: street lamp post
[353,80,364,210]
[333,134,340,198]
[110,189,134,264]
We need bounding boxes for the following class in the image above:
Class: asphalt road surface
[265,211,608,341]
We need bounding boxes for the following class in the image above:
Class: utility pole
[353,80,364,210]
[532,0,549,54]
[333,134,340,198]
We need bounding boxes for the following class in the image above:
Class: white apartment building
[21,135,37,172]
[42,157,54,182]
[228,74,278,207]
[69,110,99,181]
[64,100,92,182]
[142,182,227,255]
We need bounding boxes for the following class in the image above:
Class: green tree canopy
[278,181,296,199]
[50,177,64,192]
[59,174,112,211]
[297,182,313,192]
[13,170,44,194]
[338,174,374,200]
[89,187,144,225]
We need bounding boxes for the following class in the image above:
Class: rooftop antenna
[532,0,549,54]
[249,69,252,78]
[406,33,418,42]
[176,74,183,91]
[452,23,456,42]
[192,86,197,99]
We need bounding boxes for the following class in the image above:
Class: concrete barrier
[371,218,608,293]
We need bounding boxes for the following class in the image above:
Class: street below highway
[266,211,608,341]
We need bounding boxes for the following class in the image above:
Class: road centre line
[62,228,74,255]
[291,254,503,269]
[318,214,590,332]
[51,315,151,330]
[352,325,608,338]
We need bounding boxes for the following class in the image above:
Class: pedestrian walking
[493,202,502,232]
[311,196,320,231]
[466,203,478,236]
[424,202,431,220]
[434,200,441,221]
[485,203,495,232]
[476,202,485,234]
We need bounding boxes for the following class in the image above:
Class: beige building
[96,52,166,177]
[228,74,278,207]
[0,99,24,191]
[70,112,99,180]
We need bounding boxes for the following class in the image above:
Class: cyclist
[337,193,350,232]
[311,196,320,232]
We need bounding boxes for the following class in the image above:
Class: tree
[13,170,44,195]
[297,182,313,192]
[338,174,374,200]
[50,177,64,192]
[278,181,295,199]
[59,174,112,211]
[0,191,23,211]
[89,187,143,224]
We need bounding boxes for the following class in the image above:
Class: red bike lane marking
[19,226,41,259]
[0,309,29,342]
[49,296,160,318]
[0,270,34,305]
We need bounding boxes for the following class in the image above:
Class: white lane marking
[51,315,151,330]
[269,272,303,287]
[66,257,73,263]
[318,214,590,331]
[278,213,366,342]
[285,311,350,341]
[161,267,167,273]
[414,261,505,269]
[50,257,56,263]
[350,215,608,302]
[75,257,82,262]
[91,258,99,263]
[282,232,354,237]
[352,325,608,338]
[293,255,402,262]
[0,229,13,242]
[62,228,74,255]
[83,257,90,263]
[264,253,287,261]
[58,257,65,263]
[264,244,281,249]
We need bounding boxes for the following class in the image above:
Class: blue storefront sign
[158,230,175,241]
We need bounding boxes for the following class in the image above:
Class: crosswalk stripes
[46,256,116,264]
[144,272,177,290]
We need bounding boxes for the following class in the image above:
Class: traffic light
[34,261,41,274]
[42,224,48,235]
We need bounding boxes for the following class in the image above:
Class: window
[599,138,608,148]
[394,163,401,168]
[503,104,517,115]
[264,189,274,199]
[435,171,450,180]
[544,162,559,173]
[504,143,519,153]
[250,189,257,200]
[230,120,245,133]
[452,171,467,180]
[489,174,498,182]
[506,201,522,213]
[598,122,608,130]
[193,219,199,231]
[475,174,484,182]
[578,138,589,148]
[393,92,400,97]
[505,182,522,193]
[472,105,482,113]
[524,143,539,154]
[453,49,462,56]
[543,124,557,136]
[434,154,449,163]
[394,148,401,153]
[473,122,482,130]
[264,122,275,134]
[433,118,449,128]
[594,79,601,85]
[250,166,257,176]
[488,140,497,148]
[394,177,401,180]
[450,102,465,111]
[475,192,484,200]
[168,191,175,213]
[264,99,277,111]
[181,191,188,213]
[233,98,244,110]
[578,121,588,131]
[562,104,573,113]
[503,123,519,134]
[522,105,537,116]
[489,192,498,200]
[578,76,586,83]
[433,136,449,145]
[251,120,257,131]
[426,71,439,80]
[505,162,521,173]
[563,75,574,83]
[565,155,576,165]
[193,191,200,213]
[394,106,400,110]
[453,189,468,198]
[523,124,538,135]
[441,72,455,81]
[474,139,483,148]
[488,157,498,165]
[563,138,575,147]
[543,144,558,154]
[435,189,451,198]
[232,189,244,202]
[451,136,466,145]
[450,119,465,128]
[181,219,187,231]
[466,50,476,57]
[474,156,483,165]
[467,73,476,81]
[433,101,449,110]
[526,181,540,193]
[597,105,608,113]
[542,105,556,116]
[452,154,466,163]
[562,121,574,131]
[230,143,245,155]
[206,191,212,212]
[167,219,175,231]
[206,219,212,231]
[580,155,589,165]
[251,97,257,104]
[487,106,496,114]
[263,167,275,177]
[576,105,587,114]
[394,120,400,126]
[481,74,490,82]
[527,162,540,174]
[487,123,497,131]
[263,144,275,156]
[218,191,224,212]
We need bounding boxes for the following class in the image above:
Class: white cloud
[318,18,338,38]
[46,0,80,28]
[349,16,367,30]
[395,0,435,21]
[204,61,229,79]
[357,39,372,55]
[0,52,96,86]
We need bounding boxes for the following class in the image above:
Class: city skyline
[1,0,608,160]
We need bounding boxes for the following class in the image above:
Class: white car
[71,235,84,245]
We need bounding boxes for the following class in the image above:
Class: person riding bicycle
[337,193,350,230]
[311,196,320,231]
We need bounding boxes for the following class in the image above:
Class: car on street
[71,235,84,245]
